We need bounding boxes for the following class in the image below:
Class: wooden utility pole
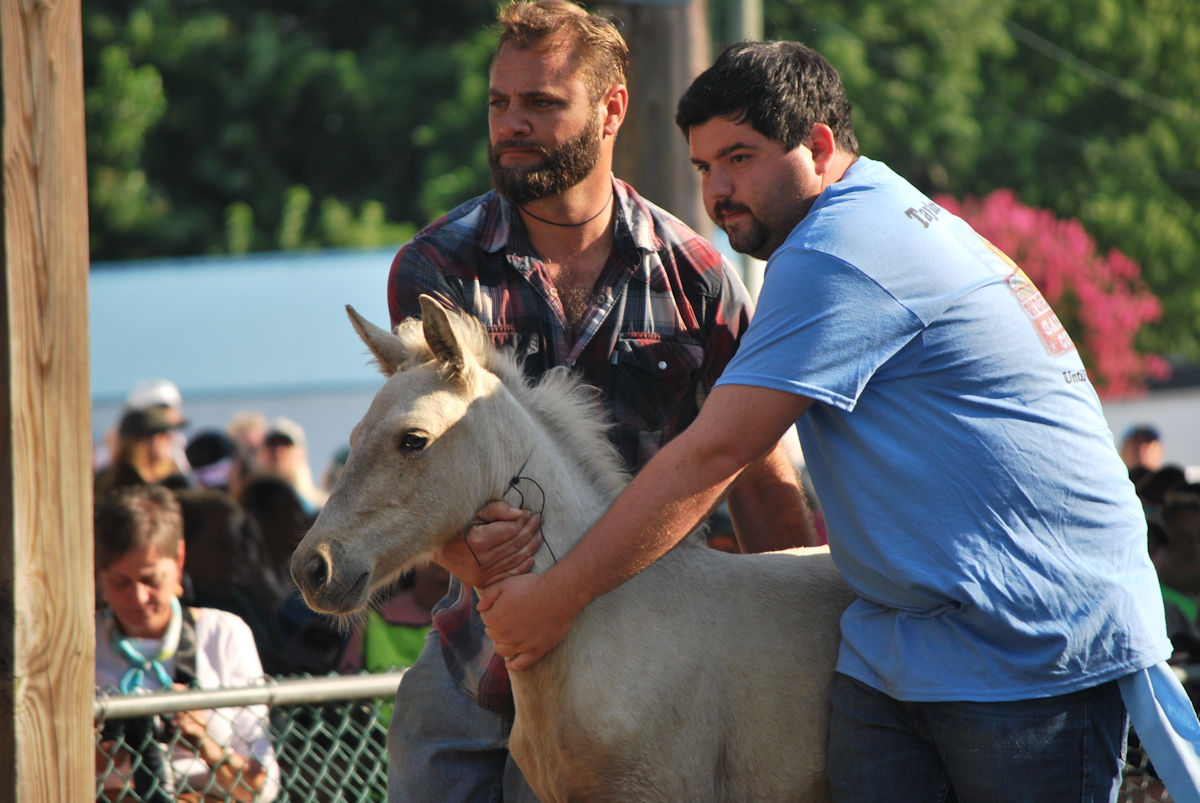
[601,0,710,234]
[1,0,95,798]
[723,0,766,298]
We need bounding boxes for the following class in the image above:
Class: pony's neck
[520,447,615,575]
[481,359,629,574]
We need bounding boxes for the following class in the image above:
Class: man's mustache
[714,199,751,218]
[493,139,549,157]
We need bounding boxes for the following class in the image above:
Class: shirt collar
[481,176,665,267]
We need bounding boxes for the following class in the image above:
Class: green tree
[85,40,169,251]
[974,0,1200,363]
[83,0,498,259]
[757,0,1018,192]
[761,0,1199,365]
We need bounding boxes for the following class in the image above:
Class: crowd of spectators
[1123,425,1200,671]
[91,376,812,684]
[92,380,348,676]
[90,378,436,798]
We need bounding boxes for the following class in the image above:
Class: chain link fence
[94,672,402,802]
[1122,737,1173,802]
[95,669,1191,802]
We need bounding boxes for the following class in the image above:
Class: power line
[1006,21,1200,124]
[827,16,1200,190]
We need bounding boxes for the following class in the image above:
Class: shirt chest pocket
[610,334,706,434]
[487,327,549,378]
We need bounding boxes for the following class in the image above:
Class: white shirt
[96,606,280,800]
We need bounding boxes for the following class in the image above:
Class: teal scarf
[109,596,183,694]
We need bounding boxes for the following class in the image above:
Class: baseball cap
[119,406,185,439]
[126,378,183,411]
[264,416,306,449]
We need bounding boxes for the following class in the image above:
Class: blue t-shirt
[718,157,1170,701]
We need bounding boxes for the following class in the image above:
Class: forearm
[544,425,747,617]
[726,441,819,551]
[479,385,812,669]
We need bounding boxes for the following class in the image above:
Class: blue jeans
[387,628,540,802]
[827,673,1128,803]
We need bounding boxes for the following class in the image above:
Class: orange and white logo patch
[982,237,1076,358]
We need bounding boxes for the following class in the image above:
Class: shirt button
[657,360,668,370]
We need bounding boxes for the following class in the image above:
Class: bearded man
[382,2,818,800]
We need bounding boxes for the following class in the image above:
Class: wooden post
[601,0,710,235]
[1,0,95,799]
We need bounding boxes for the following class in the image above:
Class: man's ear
[601,84,628,137]
[807,123,838,174]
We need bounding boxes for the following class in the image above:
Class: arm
[726,440,819,552]
[477,384,813,669]
[186,613,280,801]
[174,706,269,802]
[388,242,460,329]
[689,255,817,553]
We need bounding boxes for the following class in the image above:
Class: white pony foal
[292,296,853,802]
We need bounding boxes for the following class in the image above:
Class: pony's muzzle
[291,541,372,614]
[294,550,332,596]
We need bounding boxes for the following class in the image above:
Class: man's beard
[713,199,770,258]
[489,116,602,205]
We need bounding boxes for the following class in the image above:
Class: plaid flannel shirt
[387,176,752,718]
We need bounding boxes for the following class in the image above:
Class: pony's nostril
[302,553,330,591]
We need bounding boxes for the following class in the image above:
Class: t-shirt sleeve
[716,244,923,411]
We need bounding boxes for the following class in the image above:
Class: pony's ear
[346,304,410,376]
[418,294,468,379]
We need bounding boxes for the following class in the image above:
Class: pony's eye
[397,431,428,452]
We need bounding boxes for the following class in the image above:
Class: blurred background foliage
[83,0,1200,377]
[83,0,498,258]
[751,0,1200,370]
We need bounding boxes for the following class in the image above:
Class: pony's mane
[394,312,630,501]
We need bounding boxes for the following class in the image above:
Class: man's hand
[435,501,542,588]
[477,572,579,671]
[171,696,214,756]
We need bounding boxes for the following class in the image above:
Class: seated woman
[94,484,280,802]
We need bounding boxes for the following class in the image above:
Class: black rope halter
[463,451,557,566]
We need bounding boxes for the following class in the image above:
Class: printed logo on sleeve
[904,200,944,229]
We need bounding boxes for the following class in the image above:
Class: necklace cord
[520,190,613,228]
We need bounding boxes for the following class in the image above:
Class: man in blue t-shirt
[478,41,1194,801]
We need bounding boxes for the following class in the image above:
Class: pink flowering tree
[934,189,1167,398]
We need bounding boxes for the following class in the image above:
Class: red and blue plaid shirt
[387,177,752,718]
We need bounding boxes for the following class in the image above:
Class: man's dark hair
[676,40,858,154]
